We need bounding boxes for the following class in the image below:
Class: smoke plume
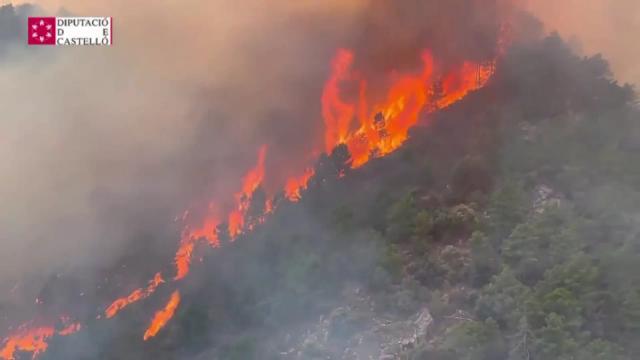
[2,0,636,358]
[1,0,514,312]
[0,0,364,309]
[526,0,640,85]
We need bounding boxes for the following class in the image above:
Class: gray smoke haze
[8,0,635,331]
[1,0,515,314]
[1,1,635,358]
[526,0,640,85]
[0,0,365,309]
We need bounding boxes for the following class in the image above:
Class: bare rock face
[279,286,433,359]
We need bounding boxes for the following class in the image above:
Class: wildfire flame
[174,237,197,282]
[284,168,315,202]
[58,323,81,337]
[436,60,496,109]
[173,217,220,281]
[322,49,495,168]
[104,272,165,318]
[173,145,268,280]
[0,319,81,360]
[168,46,498,285]
[142,291,181,341]
[228,145,267,238]
[0,327,54,360]
[2,37,504,358]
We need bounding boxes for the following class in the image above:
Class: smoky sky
[2,0,627,321]
[526,0,640,85]
[0,0,371,311]
[0,0,513,309]
[0,0,344,308]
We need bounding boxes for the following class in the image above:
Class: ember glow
[105,272,165,318]
[143,291,181,341]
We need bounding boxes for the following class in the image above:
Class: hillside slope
[39,33,640,360]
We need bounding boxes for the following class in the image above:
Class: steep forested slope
[40,33,640,360]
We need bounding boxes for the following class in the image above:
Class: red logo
[28,17,56,45]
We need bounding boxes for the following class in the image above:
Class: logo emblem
[28,17,56,45]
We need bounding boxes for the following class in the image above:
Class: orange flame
[437,60,495,109]
[174,217,220,281]
[2,38,505,357]
[172,145,270,280]
[58,322,81,336]
[265,198,274,214]
[105,272,165,318]
[228,145,267,238]
[322,49,356,153]
[0,326,54,360]
[143,290,181,341]
[173,239,196,282]
[321,50,495,168]
[284,168,315,202]
[0,317,81,360]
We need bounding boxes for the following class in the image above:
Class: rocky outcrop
[278,286,433,360]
